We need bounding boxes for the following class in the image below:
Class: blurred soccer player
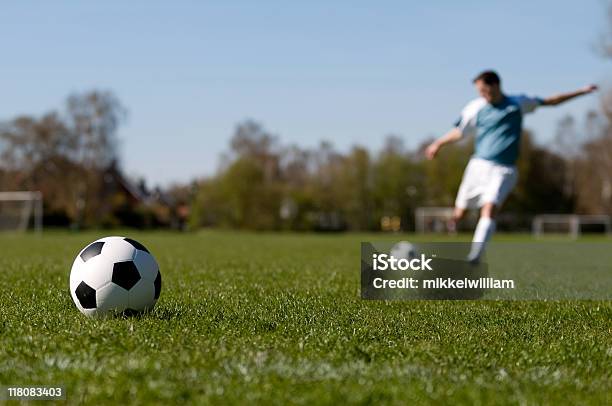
[425,70,597,263]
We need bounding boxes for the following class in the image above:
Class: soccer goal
[532,214,611,238]
[415,207,454,233]
[0,191,43,233]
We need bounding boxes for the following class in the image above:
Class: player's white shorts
[455,157,518,209]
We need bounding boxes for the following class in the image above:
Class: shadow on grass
[119,307,185,321]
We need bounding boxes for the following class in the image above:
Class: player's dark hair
[473,70,501,86]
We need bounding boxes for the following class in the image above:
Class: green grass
[0,231,610,405]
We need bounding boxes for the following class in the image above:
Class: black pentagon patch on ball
[154,271,162,300]
[112,261,141,290]
[75,281,96,309]
[80,241,104,262]
[124,238,149,253]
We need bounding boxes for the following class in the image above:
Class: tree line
[1,91,610,231]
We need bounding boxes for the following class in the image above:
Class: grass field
[0,231,610,405]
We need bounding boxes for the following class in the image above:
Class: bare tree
[66,90,126,169]
[65,90,126,227]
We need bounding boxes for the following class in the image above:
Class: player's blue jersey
[454,95,543,166]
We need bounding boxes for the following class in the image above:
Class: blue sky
[1,1,610,186]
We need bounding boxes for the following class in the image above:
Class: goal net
[532,214,611,238]
[0,191,43,232]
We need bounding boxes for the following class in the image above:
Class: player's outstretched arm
[425,128,462,160]
[541,84,598,106]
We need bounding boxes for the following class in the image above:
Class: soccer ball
[389,241,417,260]
[69,236,161,317]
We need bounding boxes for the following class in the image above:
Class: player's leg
[452,158,480,234]
[467,164,517,263]
[467,203,497,263]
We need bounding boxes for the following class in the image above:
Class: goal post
[532,214,611,238]
[0,191,43,233]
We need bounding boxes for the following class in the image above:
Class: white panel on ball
[128,279,155,311]
[133,250,159,282]
[80,255,114,289]
[100,236,138,262]
[96,283,129,313]
[69,258,85,285]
